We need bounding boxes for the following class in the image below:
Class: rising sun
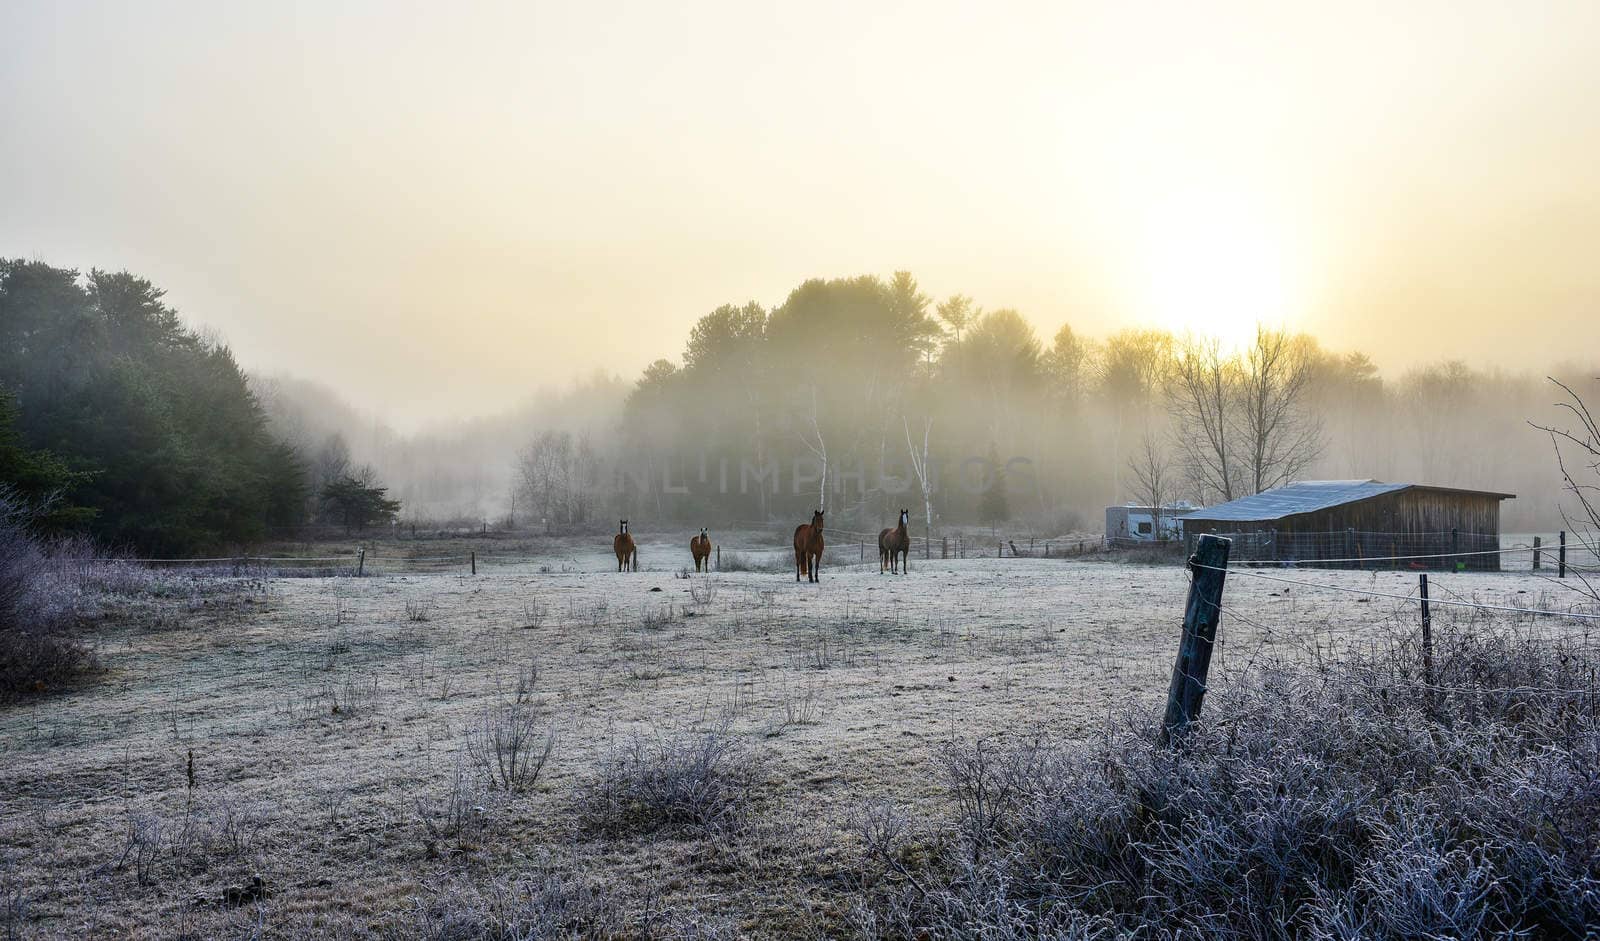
[1133,190,1299,350]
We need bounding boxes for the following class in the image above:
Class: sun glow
[1132,190,1299,350]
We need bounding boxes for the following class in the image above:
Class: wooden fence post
[716,545,720,571]
[1533,536,1542,571]
[1451,528,1459,570]
[1560,530,1567,578]
[470,551,476,575]
[1045,541,1050,557]
[357,547,365,577]
[942,536,948,559]
[997,542,1002,558]
[1419,573,1434,690]
[1161,534,1231,744]
[860,539,864,562]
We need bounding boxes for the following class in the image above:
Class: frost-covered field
[0,532,1586,938]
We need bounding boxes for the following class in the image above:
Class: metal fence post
[1533,536,1541,571]
[470,551,476,575]
[357,547,365,577]
[1560,531,1567,578]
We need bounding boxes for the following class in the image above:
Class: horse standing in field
[690,528,712,572]
[879,508,910,574]
[794,509,825,583]
[613,520,637,572]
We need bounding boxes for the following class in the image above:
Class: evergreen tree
[979,444,1010,524]
[320,472,401,531]
[0,260,311,553]
[0,389,93,530]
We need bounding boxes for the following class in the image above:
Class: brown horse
[690,528,712,572]
[793,509,825,582]
[879,508,910,574]
[613,520,637,572]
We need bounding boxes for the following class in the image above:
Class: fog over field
[6,3,1600,940]
[249,306,1594,533]
[5,2,1600,422]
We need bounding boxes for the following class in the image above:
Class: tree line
[1,260,1582,548]
[590,271,1341,532]
[513,272,1583,535]
[0,260,400,554]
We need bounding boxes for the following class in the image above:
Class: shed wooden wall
[1184,489,1506,570]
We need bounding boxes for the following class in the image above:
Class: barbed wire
[1191,562,1600,620]
[1183,569,1600,698]
[106,555,353,564]
[1227,543,1536,566]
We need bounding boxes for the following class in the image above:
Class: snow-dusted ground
[3,532,1594,937]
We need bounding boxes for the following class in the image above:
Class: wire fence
[1191,562,1600,622]
[1169,539,1600,709]
[81,526,1600,584]
[1145,529,1600,573]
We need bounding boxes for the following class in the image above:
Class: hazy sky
[4,1,1598,427]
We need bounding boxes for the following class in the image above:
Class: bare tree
[1239,328,1325,494]
[798,386,828,510]
[1530,376,1600,600]
[1126,431,1174,539]
[516,431,597,525]
[903,415,936,538]
[1166,335,1239,503]
[1165,329,1325,503]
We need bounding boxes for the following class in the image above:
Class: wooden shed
[1178,480,1515,570]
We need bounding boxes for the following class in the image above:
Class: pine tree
[979,444,1010,524]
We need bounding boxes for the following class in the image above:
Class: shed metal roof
[1178,480,1513,523]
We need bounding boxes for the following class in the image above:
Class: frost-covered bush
[0,493,92,699]
[855,629,1600,939]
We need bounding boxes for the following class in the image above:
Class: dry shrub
[0,494,93,699]
[714,551,784,573]
[399,867,741,940]
[403,869,610,940]
[578,723,761,836]
[853,627,1600,939]
[466,704,557,794]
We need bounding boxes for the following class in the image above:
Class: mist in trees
[0,260,311,553]
[267,269,1585,537]
[514,431,602,528]
[319,469,401,532]
[3,259,1588,551]
[522,272,1588,535]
